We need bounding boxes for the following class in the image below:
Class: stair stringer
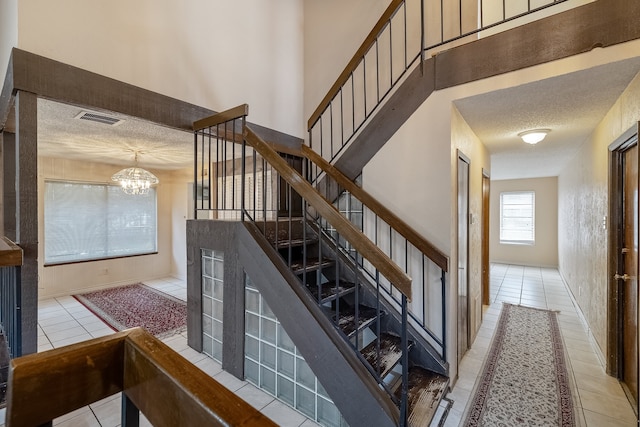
[237,222,399,427]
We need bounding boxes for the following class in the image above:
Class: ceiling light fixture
[111,152,159,195]
[518,129,550,145]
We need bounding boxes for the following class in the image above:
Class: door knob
[614,273,631,281]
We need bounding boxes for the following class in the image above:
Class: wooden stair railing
[244,125,412,300]
[302,145,448,272]
[6,327,276,427]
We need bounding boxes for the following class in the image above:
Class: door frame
[481,169,490,308]
[457,150,471,363]
[607,124,639,414]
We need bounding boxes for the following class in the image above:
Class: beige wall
[303,0,389,125]
[0,0,17,81]
[451,106,490,345]
[37,157,189,299]
[490,177,558,268]
[15,0,304,137]
[558,71,640,356]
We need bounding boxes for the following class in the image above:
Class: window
[500,191,535,244]
[44,181,157,264]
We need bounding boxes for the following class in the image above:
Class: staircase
[193,109,450,426]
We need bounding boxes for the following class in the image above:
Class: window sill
[44,252,159,267]
[499,241,534,246]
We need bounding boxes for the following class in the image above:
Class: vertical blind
[500,191,535,244]
[44,181,157,264]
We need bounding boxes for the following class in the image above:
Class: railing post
[400,294,409,427]
[121,393,140,427]
[441,269,447,362]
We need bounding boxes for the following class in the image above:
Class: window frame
[43,180,158,266]
[499,190,535,245]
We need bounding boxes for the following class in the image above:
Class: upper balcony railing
[6,327,275,427]
[0,237,23,359]
[308,0,570,165]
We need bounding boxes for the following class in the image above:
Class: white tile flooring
[0,266,636,426]
[444,263,637,427]
[0,277,319,427]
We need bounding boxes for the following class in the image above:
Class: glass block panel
[203,258,213,277]
[246,312,260,337]
[202,249,212,258]
[317,380,330,399]
[245,335,259,361]
[246,275,257,290]
[212,341,222,362]
[213,280,224,300]
[202,316,212,333]
[245,357,259,384]
[212,300,223,321]
[261,318,276,344]
[296,384,316,418]
[203,277,213,296]
[202,296,213,317]
[260,366,276,395]
[261,342,276,369]
[202,335,213,356]
[296,358,316,390]
[214,259,224,278]
[278,350,295,378]
[277,375,295,407]
[318,398,342,427]
[277,324,295,352]
[212,319,223,341]
[261,299,276,320]
[246,289,260,314]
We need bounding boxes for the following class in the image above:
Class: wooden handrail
[6,328,276,427]
[302,145,449,272]
[193,104,248,131]
[244,125,412,300]
[307,0,405,130]
[0,237,23,267]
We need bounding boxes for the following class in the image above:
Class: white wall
[169,168,192,281]
[0,0,17,83]
[490,177,558,268]
[15,0,304,137]
[303,0,389,125]
[558,71,640,356]
[37,157,189,299]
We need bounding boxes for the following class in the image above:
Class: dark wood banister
[244,125,413,300]
[307,0,405,130]
[302,145,448,273]
[6,327,276,427]
[0,237,23,267]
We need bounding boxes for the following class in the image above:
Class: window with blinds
[216,170,274,220]
[500,191,535,244]
[44,181,157,264]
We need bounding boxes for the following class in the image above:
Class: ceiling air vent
[74,111,124,126]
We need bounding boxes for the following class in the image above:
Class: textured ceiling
[454,57,640,180]
[37,99,194,170]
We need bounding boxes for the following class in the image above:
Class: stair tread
[291,257,334,273]
[275,237,318,248]
[395,366,449,427]
[334,305,378,337]
[308,280,355,302]
[360,332,411,379]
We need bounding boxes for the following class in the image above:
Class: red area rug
[464,303,575,426]
[73,283,187,338]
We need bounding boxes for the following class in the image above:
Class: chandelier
[111,152,159,195]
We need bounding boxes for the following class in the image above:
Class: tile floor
[444,263,637,427]
[0,277,319,427]
[0,266,636,426]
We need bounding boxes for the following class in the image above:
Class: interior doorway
[482,170,490,308]
[457,151,470,362]
[609,127,639,415]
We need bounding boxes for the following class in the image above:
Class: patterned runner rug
[464,303,574,426]
[73,283,187,338]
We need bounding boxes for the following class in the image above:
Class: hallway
[445,263,637,426]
